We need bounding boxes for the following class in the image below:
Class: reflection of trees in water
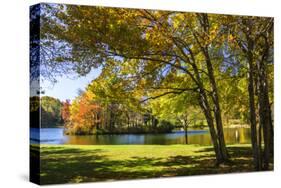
[185,128,251,145]
[235,130,239,143]
[186,134,212,145]
[62,128,251,145]
[224,128,251,144]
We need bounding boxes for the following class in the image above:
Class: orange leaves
[69,93,102,129]
[61,100,71,122]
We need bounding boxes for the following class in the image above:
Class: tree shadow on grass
[38,145,272,185]
[193,146,273,172]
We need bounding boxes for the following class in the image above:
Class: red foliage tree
[61,99,71,123]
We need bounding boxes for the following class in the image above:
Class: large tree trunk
[195,13,229,162]
[204,47,229,161]
[257,53,272,170]
[184,13,229,163]
[247,49,262,171]
[198,89,225,164]
[269,104,274,156]
[260,89,271,170]
[189,56,228,164]
[211,85,229,161]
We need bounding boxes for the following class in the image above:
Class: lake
[30,127,251,145]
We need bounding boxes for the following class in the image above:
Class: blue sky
[41,68,101,101]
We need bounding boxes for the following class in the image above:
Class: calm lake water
[30,127,251,145]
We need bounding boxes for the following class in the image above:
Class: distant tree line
[30,96,63,128]
[61,91,176,135]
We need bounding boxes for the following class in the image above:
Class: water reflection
[31,128,251,145]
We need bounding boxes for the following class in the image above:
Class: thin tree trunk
[184,126,188,144]
[184,120,188,144]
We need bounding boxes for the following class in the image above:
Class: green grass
[33,144,272,185]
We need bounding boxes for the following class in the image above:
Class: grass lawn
[33,144,271,185]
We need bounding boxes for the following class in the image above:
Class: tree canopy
[33,3,274,167]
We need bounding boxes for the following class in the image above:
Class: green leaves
[39,4,273,130]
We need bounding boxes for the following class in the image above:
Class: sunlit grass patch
[39,144,268,185]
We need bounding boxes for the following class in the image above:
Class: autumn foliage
[61,99,71,123]
[66,93,102,135]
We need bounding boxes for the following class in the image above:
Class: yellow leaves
[171,13,185,30]
[173,19,181,29]
[109,23,114,29]
[144,25,172,48]
[228,34,235,43]
[85,90,96,100]
[209,25,219,40]
[138,78,147,89]
[145,32,151,40]
[199,23,220,46]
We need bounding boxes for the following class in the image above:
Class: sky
[40,68,101,101]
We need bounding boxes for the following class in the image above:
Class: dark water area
[30,127,251,145]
